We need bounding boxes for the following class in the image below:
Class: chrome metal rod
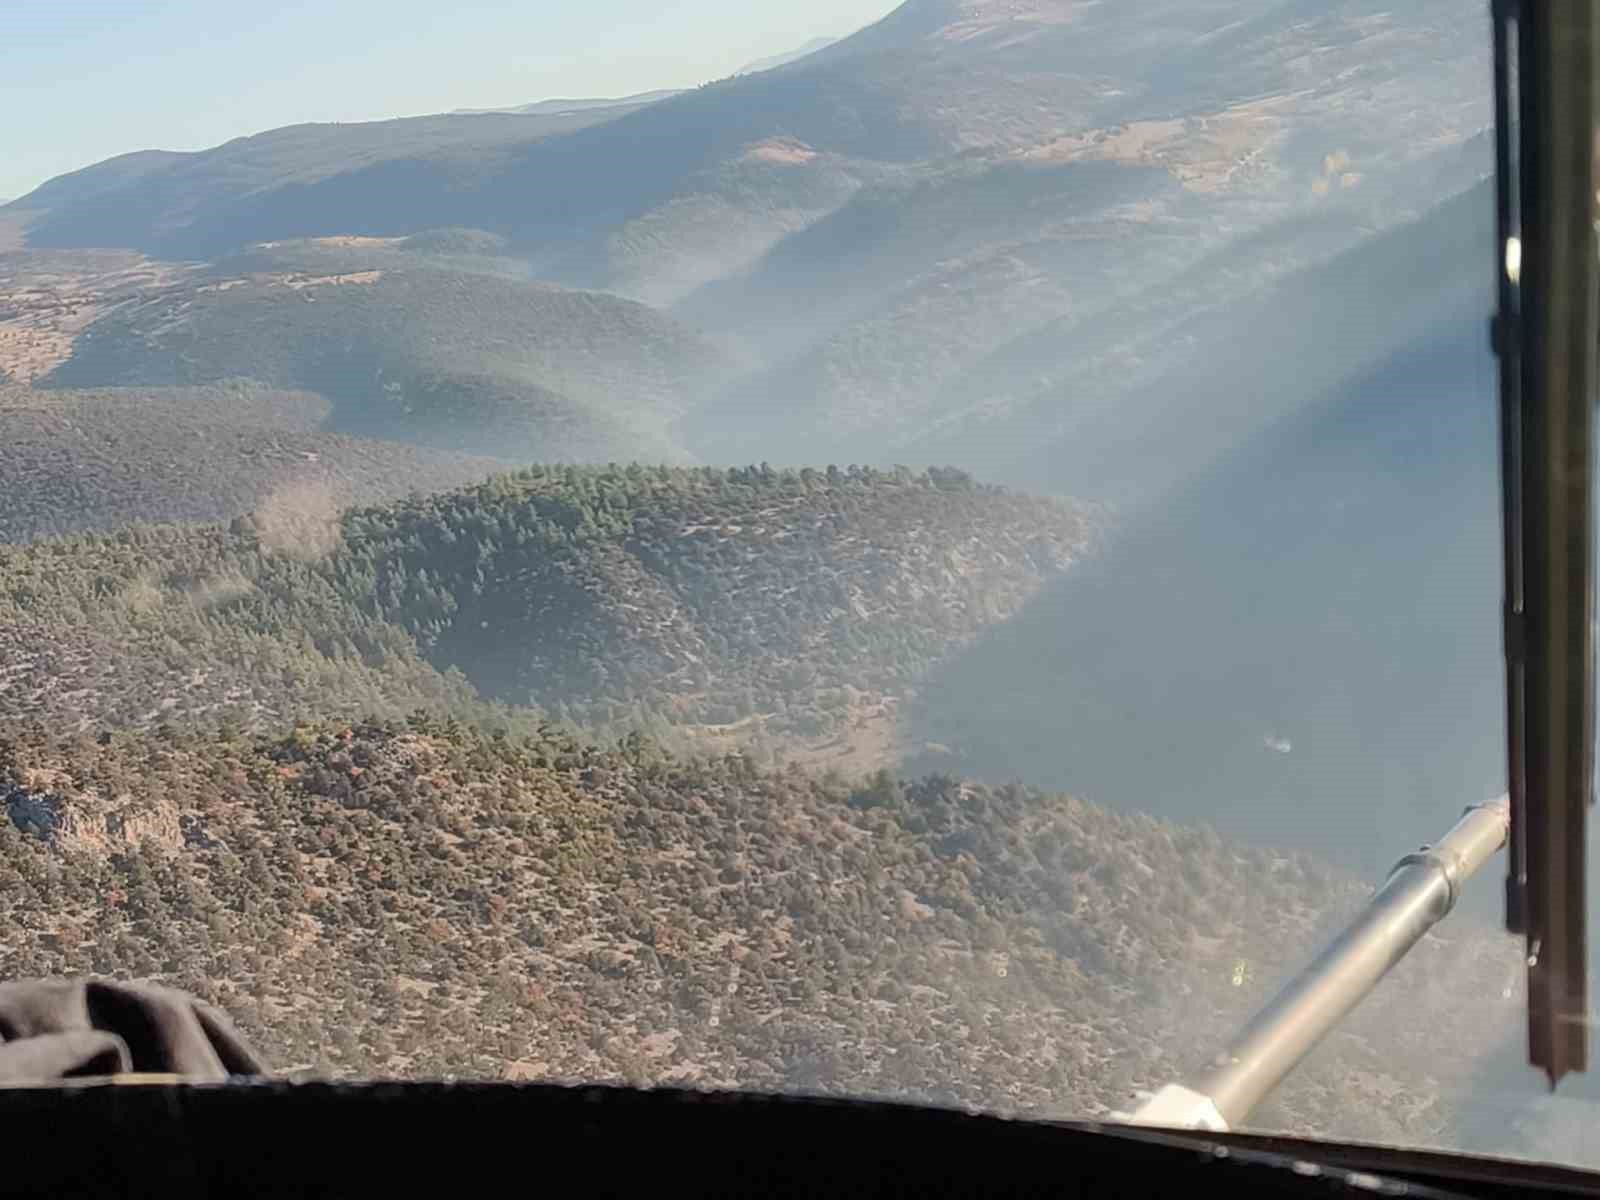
[1122,797,1510,1132]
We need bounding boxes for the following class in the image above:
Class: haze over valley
[2,0,1571,1160]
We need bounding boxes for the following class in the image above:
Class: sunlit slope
[905,183,1500,878]
[0,716,1517,1145]
[0,383,512,542]
[41,263,726,463]
[0,465,1088,750]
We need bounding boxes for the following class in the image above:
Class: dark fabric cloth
[0,978,267,1082]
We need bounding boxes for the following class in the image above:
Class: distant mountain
[451,89,686,117]
[428,32,842,118]
[1,109,635,257]
[4,0,1496,509]
[736,35,839,75]
[9,1,1488,276]
[38,245,729,463]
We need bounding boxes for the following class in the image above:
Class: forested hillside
[0,383,510,541]
[0,716,1520,1146]
[0,465,1090,758]
[333,464,1091,741]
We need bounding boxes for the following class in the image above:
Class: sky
[0,0,899,201]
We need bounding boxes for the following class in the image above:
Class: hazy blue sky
[1,0,898,200]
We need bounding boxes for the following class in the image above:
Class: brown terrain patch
[742,137,819,166]
[782,704,902,776]
[281,269,383,290]
[0,251,191,383]
[681,693,904,777]
[0,260,387,382]
[255,235,398,251]
[308,235,398,249]
[1021,99,1285,193]
[939,0,1090,43]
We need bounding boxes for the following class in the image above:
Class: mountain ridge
[735,35,842,75]
[451,89,688,117]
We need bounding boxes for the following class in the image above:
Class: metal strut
[1118,798,1510,1132]
[1492,0,1597,1089]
